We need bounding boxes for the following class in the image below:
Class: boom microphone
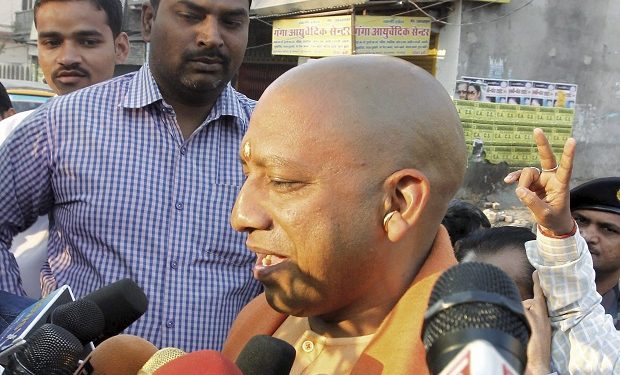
[72,334,158,375]
[4,323,83,375]
[235,335,296,375]
[422,262,530,375]
[153,350,242,375]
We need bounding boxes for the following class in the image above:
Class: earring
[383,211,397,232]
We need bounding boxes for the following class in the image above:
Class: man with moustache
[0,0,262,351]
[0,0,129,329]
[222,55,467,373]
[0,0,129,142]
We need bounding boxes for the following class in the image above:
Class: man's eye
[222,18,244,28]
[41,39,61,47]
[270,179,301,190]
[178,12,201,21]
[81,39,100,47]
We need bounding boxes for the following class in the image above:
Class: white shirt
[0,110,33,143]
[526,229,620,375]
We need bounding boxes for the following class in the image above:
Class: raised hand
[504,128,576,236]
[522,271,551,375]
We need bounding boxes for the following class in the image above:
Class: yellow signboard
[272,15,431,57]
[272,16,352,57]
[355,16,431,56]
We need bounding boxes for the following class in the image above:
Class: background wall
[456,0,620,187]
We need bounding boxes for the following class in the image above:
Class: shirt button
[175,202,184,210]
[166,320,175,328]
[180,146,187,155]
[302,340,314,353]
[170,260,178,269]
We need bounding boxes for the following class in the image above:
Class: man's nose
[57,42,82,66]
[196,16,224,48]
[579,224,598,245]
[231,180,270,233]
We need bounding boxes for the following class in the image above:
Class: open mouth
[253,253,289,279]
[256,253,287,267]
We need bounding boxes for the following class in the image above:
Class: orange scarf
[223,226,456,374]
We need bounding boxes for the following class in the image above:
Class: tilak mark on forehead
[243,140,251,160]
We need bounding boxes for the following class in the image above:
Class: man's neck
[169,99,216,140]
[596,269,620,296]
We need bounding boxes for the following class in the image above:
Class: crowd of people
[0,0,618,374]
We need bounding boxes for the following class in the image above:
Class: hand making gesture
[504,128,577,237]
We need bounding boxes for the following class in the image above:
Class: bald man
[222,55,467,374]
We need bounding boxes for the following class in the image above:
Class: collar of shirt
[120,63,250,129]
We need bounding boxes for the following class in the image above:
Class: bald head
[233,55,467,319]
[255,55,467,220]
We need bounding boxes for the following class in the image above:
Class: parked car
[2,79,55,113]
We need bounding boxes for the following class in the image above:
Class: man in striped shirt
[0,0,262,351]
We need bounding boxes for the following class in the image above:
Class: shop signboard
[272,15,431,57]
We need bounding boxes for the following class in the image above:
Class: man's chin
[265,289,308,317]
[53,80,91,95]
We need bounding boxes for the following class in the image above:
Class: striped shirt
[526,230,620,374]
[0,64,263,351]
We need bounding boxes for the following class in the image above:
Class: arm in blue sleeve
[0,107,54,295]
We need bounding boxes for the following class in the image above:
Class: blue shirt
[0,64,263,351]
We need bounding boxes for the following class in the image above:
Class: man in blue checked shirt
[0,0,262,352]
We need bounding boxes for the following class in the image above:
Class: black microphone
[422,262,530,375]
[235,335,296,375]
[48,278,148,346]
[4,323,83,375]
[51,299,105,344]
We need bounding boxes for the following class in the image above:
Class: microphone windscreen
[83,278,148,342]
[73,334,158,375]
[154,350,242,375]
[422,262,529,352]
[235,335,296,375]
[137,347,186,375]
[51,299,106,344]
[9,323,83,375]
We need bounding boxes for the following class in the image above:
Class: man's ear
[141,2,155,42]
[1,108,16,119]
[383,169,430,242]
[114,32,130,64]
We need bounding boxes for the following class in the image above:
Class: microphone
[72,334,158,375]
[153,350,242,375]
[4,323,83,375]
[422,262,530,375]
[0,285,75,365]
[51,299,105,344]
[137,347,186,375]
[235,335,296,375]
[81,278,148,345]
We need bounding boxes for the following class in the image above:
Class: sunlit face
[573,209,620,275]
[144,0,249,103]
[231,90,388,320]
[36,1,125,95]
